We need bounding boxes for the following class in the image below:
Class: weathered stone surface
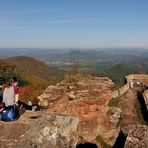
[143,90,148,110]
[126,74,148,86]
[124,125,148,148]
[112,74,148,98]
[109,107,122,125]
[118,83,129,96]
[0,111,79,148]
[39,76,120,146]
[112,90,119,98]
[1,75,148,148]
[38,85,66,108]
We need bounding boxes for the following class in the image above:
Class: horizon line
[0,47,148,50]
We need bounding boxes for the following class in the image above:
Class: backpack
[0,104,19,121]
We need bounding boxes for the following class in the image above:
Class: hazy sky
[0,0,148,48]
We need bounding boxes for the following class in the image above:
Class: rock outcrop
[0,111,79,148]
[143,89,148,111]
[124,125,148,148]
[112,74,148,99]
[1,75,147,147]
[38,77,121,147]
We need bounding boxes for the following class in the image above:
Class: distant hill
[96,59,148,85]
[7,56,64,90]
[0,58,27,85]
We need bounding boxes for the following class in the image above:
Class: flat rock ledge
[124,125,148,148]
[0,111,79,148]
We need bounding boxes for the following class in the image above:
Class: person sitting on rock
[10,77,39,112]
[0,77,6,113]
[0,77,6,103]
[0,77,39,121]
[0,82,19,121]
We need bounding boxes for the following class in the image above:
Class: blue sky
[0,0,148,48]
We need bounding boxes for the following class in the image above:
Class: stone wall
[126,74,148,86]
[118,83,129,96]
[112,83,129,98]
[112,74,148,98]
[112,90,119,98]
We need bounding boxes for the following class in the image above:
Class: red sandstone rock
[38,76,120,146]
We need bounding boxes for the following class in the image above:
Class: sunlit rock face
[38,77,121,146]
[126,74,148,86]
[143,89,148,111]
[124,125,148,148]
[0,111,79,148]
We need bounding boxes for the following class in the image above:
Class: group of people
[0,76,39,121]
